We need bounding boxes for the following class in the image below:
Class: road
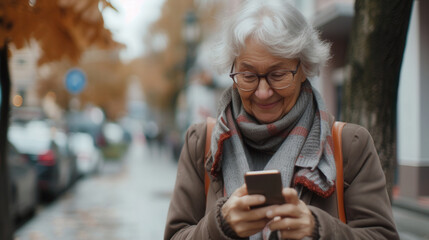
[13,138,429,240]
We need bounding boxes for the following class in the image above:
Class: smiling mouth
[256,100,280,109]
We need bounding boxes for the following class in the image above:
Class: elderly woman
[164,1,399,239]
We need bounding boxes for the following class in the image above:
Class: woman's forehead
[238,38,296,60]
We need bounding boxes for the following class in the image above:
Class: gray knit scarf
[206,80,336,198]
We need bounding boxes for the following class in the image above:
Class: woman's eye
[270,72,286,79]
[242,73,257,80]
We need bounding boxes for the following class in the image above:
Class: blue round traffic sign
[65,68,87,94]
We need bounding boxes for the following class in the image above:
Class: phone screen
[244,170,285,208]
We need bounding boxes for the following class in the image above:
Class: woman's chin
[254,113,282,124]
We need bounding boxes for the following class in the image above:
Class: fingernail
[259,196,265,202]
[266,210,273,217]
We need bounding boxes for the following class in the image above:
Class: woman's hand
[221,184,275,237]
[267,188,315,239]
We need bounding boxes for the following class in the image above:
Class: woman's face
[234,38,306,124]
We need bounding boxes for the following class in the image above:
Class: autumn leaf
[0,0,120,64]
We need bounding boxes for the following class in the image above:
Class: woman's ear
[298,65,306,83]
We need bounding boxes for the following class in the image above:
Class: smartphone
[244,170,285,208]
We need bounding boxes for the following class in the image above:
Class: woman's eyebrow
[238,62,257,71]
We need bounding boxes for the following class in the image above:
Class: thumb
[282,188,299,205]
[231,184,248,197]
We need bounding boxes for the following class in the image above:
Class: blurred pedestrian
[165,1,399,239]
[186,65,216,125]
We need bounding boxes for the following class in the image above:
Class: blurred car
[55,129,79,186]
[68,132,103,176]
[8,120,74,199]
[8,142,38,219]
[66,108,106,149]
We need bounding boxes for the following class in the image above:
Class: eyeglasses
[229,61,301,92]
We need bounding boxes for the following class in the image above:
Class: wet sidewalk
[393,197,429,240]
[14,140,177,240]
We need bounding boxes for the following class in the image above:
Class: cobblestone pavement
[14,140,177,240]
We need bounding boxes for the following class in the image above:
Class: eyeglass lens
[233,71,294,91]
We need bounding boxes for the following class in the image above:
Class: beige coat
[164,120,399,239]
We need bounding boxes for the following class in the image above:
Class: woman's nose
[254,78,274,99]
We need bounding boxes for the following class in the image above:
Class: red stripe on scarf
[211,131,231,177]
[236,115,253,124]
[294,176,335,198]
[325,135,334,155]
[290,126,309,137]
[221,116,227,125]
[267,124,278,135]
[319,110,329,122]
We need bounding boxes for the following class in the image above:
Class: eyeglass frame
[229,60,301,92]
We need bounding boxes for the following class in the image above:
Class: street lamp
[182,10,200,83]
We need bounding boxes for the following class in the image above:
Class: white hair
[212,0,331,77]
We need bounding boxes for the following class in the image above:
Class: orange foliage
[0,0,120,64]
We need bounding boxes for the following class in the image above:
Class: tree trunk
[0,43,13,239]
[343,0,413,200]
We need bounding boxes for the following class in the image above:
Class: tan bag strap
[333,121,347,223]
[204,117,216,197]
[204,118,347,223]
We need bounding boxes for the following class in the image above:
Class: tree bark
[0,43,12,239]
[343,0,413,200]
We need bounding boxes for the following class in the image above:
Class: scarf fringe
[211,131,231,177]
[294,176,335,198]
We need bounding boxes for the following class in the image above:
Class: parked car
[8,142,38,219]
[8,120,74,199]
[55,129,79,186]
[68,132,103,176]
